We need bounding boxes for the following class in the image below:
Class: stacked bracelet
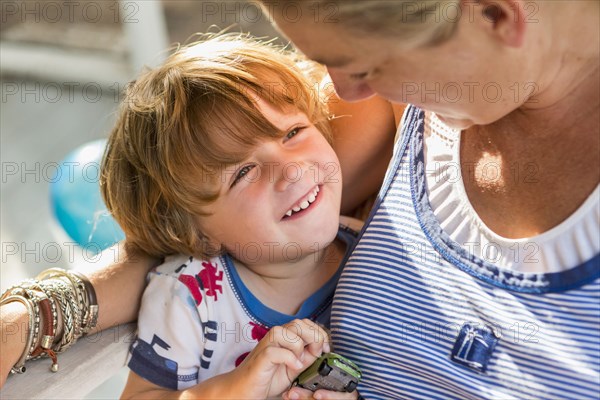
[0,269,99,374]
[37,269,98,336]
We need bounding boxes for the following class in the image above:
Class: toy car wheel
[345,381,358,392]
[318,360,332,376]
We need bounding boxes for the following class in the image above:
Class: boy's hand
[283,387,359,400]
[231,318,330,399]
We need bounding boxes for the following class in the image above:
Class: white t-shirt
[127,224,360,390]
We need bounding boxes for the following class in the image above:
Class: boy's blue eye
[232,165,254,187]
[285,127,302,141]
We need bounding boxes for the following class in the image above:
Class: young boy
[101,34,361,399]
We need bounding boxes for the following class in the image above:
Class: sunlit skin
[272,1,539,129]
[1,2,597,398]
[270,0,600,239]
[120,99,351,400]
[196,97,344,309]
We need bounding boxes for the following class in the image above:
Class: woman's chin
[436,114,475,130]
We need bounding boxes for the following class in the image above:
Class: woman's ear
[469,0,527,47]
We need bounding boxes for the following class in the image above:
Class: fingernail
[323,342,331,353]
[313,393,322,399]
[289,392,299,400]
[295,359,304,369]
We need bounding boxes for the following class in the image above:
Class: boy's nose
[272,159,306,193]
[258,143,301,192]
[327,68,376,102]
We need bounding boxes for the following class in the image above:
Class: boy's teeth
[284,186,321,217]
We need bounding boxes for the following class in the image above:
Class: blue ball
[50,139,125,252]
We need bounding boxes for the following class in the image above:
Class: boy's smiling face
[197,98,343,266]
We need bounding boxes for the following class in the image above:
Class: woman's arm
[324,78,405,214]
[87,242,161,333]
[0,302,29,387]
[0,242,160,387]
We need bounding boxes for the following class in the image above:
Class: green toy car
[294,352,362,393]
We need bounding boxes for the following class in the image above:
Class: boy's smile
[282,185,320,219]
[197,97,343,267]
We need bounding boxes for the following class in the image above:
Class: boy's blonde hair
[100,34,332,260]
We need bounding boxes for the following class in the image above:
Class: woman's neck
[460,65,599,238]
[458,2,599,239]
[523,1,599,117]
[232,239,345,315]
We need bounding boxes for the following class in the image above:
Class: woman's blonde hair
[260,0,461,47]
[100,34,332,260]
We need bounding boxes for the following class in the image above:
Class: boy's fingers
[313,389,360,399]
[254,346,303,372]
[267,325,309,359]
[283,386,314,400]
[284,388,359,400]
[268,319,329,360]
[282,319,330,357]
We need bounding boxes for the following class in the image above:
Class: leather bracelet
[37,269,98,333]
[71,271,98,332]
[25,281,59,350]
[29,298,59,371]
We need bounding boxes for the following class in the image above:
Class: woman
[266,1,599,399]
[2,0,598,398]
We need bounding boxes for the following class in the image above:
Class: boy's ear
[469,0,527,48]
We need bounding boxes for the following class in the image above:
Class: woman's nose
[327,68,376,102]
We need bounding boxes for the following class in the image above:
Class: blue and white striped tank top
[331,106,600,400]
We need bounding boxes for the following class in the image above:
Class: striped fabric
[330,106,600,400]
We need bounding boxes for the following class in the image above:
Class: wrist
[0,302,30,384]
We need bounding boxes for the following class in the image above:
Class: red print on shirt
[178,274,203,305]
[235,322,270,367]
[199,261,223,301]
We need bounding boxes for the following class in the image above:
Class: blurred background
[1,1,281,397]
